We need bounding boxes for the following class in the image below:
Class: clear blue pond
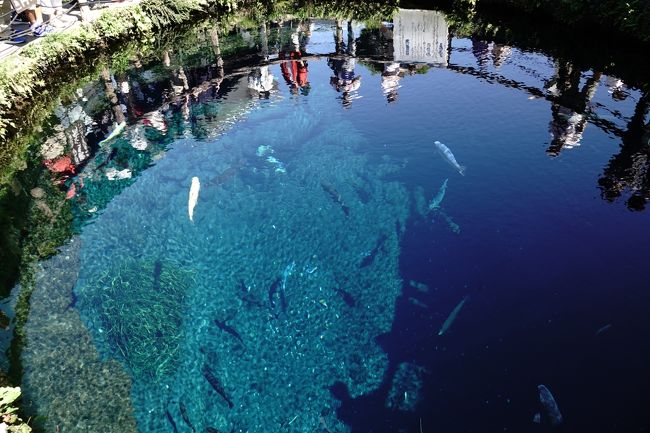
[4,9,650,433]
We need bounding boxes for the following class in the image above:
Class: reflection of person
[328,21,361,108]
[329,57,361,107]
[278,25,310,96]
[280,56,309,95]
[381,62,402,103]
[546,61,601,156]
[548,105,588,153]
[491,44,511,68]
[605,76,628,101]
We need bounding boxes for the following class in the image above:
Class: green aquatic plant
[88,259,193,379]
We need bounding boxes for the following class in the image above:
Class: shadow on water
[332,207,650,433]
[599,91,650,211]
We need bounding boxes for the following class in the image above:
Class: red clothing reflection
[279,51,309,94]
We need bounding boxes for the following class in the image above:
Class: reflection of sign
[393,9,448,65]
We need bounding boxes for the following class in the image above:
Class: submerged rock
[21,238,138,433]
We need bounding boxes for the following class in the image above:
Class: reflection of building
[392,9,448,66]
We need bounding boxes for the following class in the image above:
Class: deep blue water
[4,10,650,433]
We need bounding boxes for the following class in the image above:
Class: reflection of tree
[546,61,601,157]
[100,68,126,126]
[599,90,650,211]
[471,37,490,69]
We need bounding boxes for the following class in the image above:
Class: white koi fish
[188,177,200,222]
[434,140,465,176]
[438,295,469,335]
[538,385,563,426]
[98,121,126,146]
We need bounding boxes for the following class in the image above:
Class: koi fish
[538,384,563,426]
[434,141,465,176]
[188,177,200,222]
[152,260,163,291]
[595,324,612,335]
[321,182,350,216]
[334,287,356,307]
[165,410,180,433]
[98,121,126,146]
[179,402,195,432]
[268,277,281,310]
[360,234,387,268]
[238,280,263,308]
[202,365,234,409]
[438,295,469,336]
[214,319,244,345]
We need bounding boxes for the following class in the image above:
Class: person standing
[0,0,27,43]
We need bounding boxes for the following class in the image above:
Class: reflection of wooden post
[100,67,125,125]
[347,21,356,56]
[335,20,344,54]
[162,50,171,67]
[79,0,91,21]
[260,22,268,60]
[209,26,224,78]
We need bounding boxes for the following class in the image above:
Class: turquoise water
[5,10,650,433]
[75,98,408,432]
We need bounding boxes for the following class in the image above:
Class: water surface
[3,8,650,433]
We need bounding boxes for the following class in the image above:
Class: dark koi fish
[334,287,356,307]
[179,402,195,432]
[153,259,163,291]
[238,280,263,308]
[268,277,281,310]
[214,319,244,345]
[360,234,387,268]
[165,410,180,433]
[202,365,234,409]
[321,182,350,216]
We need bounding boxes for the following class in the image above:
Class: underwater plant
[85,259,193,379]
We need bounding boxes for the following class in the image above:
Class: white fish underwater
[438,295,469,336]
[188,177,200,222]
[98,121,126,146]
[434,141,465,176]
[538,384,563,426]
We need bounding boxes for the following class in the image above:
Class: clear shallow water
[7,9,650,433]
